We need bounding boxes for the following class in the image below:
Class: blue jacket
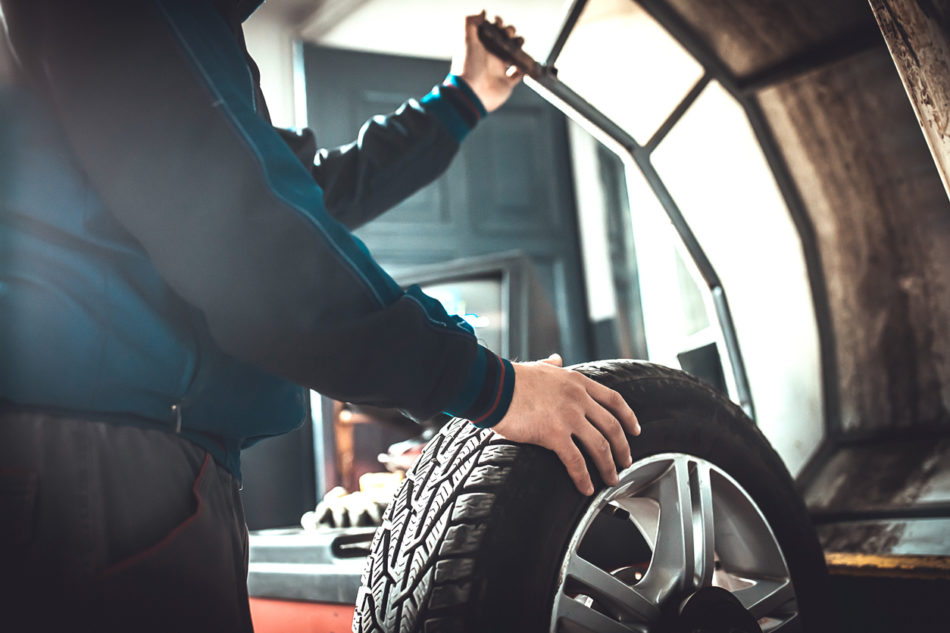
[0,0,515,477]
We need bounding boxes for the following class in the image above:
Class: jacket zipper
[171,403,183,434]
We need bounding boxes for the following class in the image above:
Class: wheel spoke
[690,461,715,588]
[564,553,660,623]
[555,594,648,633]
[551,453,801,633]
[763,611,804,632]
[637,459,688,601]
[733,578,795,619]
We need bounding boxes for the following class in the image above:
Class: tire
[353,360,832,633]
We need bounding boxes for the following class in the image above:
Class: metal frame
[810,502,950,526]
[523,0,847,438]
[544,0,591,68]
[526,74,756,419]
[630,0,841,469]
[527,0,763,419]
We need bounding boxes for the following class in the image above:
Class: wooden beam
[826,552,950,580]
[870,0,950,200]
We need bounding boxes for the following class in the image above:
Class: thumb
[465,10,487,34]
[539,353,563,367]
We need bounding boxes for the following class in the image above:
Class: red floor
[249,598,355,633]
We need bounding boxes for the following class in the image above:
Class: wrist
[442,346,515,428]
[457,71,509,113]
[419,74,487,142]
[447,74,488,118]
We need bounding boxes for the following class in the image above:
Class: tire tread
[354,416,515,632]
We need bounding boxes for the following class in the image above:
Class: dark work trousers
[0,406,254,633]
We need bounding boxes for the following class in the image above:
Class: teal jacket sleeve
[281,74,488,230]
[305,75,486,229]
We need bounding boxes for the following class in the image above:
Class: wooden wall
[758,46,950,434]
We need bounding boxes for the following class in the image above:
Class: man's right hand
[491,354,640,496]
[452,11,523,113]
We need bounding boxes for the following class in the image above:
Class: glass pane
[651,81,823,476]
[623,164,717,373]
[421,279,504,356]
[567,120,647,359]
[568,122,621,324]
[554,0,704,143]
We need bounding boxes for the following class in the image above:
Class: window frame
[525,0,838,430]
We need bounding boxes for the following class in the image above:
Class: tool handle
[476,21,544,80]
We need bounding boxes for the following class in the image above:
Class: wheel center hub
[674,587,762,633]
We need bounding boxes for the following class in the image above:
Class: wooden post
[870,0,950,200]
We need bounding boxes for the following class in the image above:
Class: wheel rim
[549,453,801,633]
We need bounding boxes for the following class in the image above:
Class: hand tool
[476,19,545,80]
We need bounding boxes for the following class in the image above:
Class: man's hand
[491,354,641,496]
[451,11,523,112]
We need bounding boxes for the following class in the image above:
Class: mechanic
[0,0,639,630]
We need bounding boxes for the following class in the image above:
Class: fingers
[585,378,641,436]
[557,376,638,495]
[465,10,487,27]
[574,422,622,487]
[549,377,631,494]
[498,19,520,49]
[495,363,640,498]
[463,10,487,40]
[485,14,520,43]
[584,400,633,469]
[552,439,594,496]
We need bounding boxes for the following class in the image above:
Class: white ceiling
[259,0,571,61]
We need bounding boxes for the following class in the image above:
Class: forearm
[309,75,487,230]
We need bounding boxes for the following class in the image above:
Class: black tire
[353,360,832,633]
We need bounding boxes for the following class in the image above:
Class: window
[556,0,703,143]
[542,0,823,475]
